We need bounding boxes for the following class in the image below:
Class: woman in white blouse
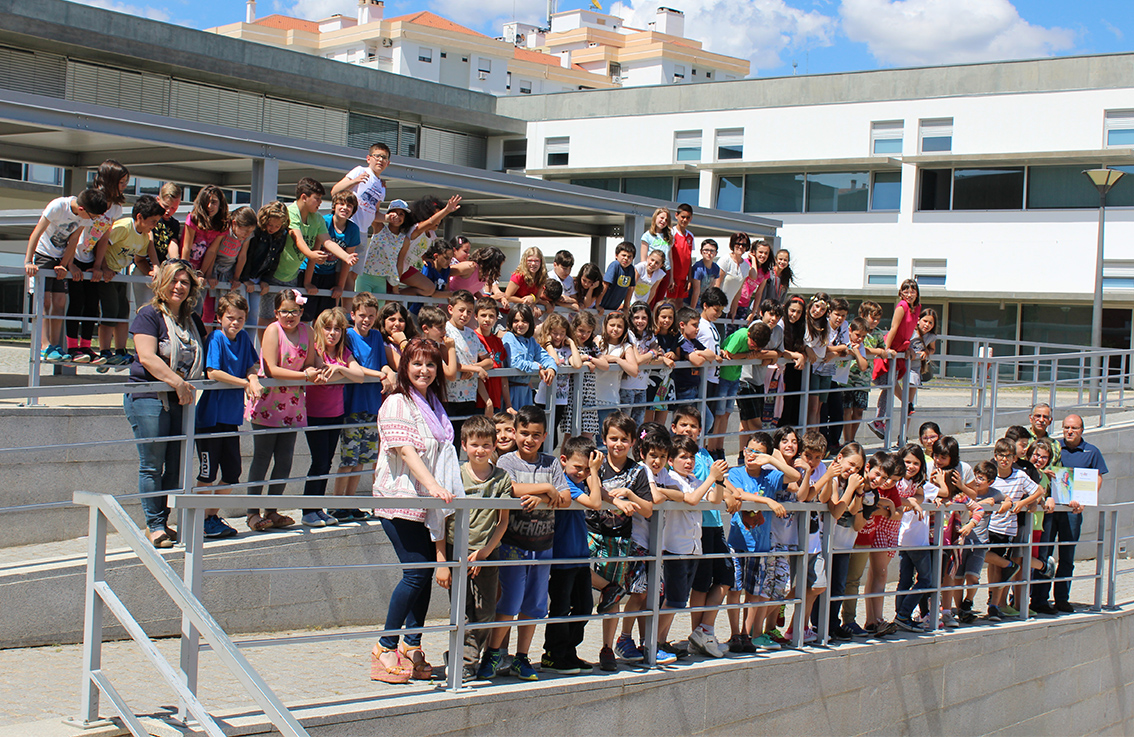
[370,337,464,683]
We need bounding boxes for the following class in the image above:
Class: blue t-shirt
[343,327,386,415]
[726,465,783,554]
[553,477,591,570]
[693,448,723,527]
[691,260,721,302]
[311,214,360,275]
[197,329,259,427]
[672,336,705,390]
[599,260,636,310]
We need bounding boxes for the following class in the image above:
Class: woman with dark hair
[370,337,464,684]
[123,259,206,548]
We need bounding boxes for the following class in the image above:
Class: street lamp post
[1082,168,1126,401]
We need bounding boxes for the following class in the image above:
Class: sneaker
[614,634,645,662]
[598,646,617,672]
[986,606,1002,622]
[1033,601,1058,616]
[569,656,593,673]
[665,640,689,658]
[844,621,868,638]
[475,649,502,680]
[86,348,107,365]
[301,512,326,527]
[1055,601,1075,613]
[751,633,781,650]
[1000,604,1020,617]
[867,419,886,439]
[202,514,238,539]
[907,403,915,416]
[330,509,354,522]
[959,598,973,612]
[894,615,922,633]
[957,608,977,624]
[1001,561,1021,582]
[509,654,538,681]
[766,627,789,645]
[44,345,66,362]
[689,628,725,658]
[873,621,898,637]
[540,653,582,675]
[111,351,133,366]
[1042,555,1056,579]
[597,583,624,614]
[801,628,817,644]
[351,509,372,521]
[317,510,339,526]
[941,609,959,629]
[830,625,855,641]
[653,643,677,665]
[69,348,91,364]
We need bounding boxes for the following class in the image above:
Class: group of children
[407,403,1066,685]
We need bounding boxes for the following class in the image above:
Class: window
[871,121,903,155]
[0,160,22,180]
[705,72,712,79]
[806,171,869,212]
[545,136,569,167]
[570,178,620,191]
[1105,111,1134,147]
[623,177,673,200]
[418,47,432,63]
[1026,165,1100,209]
[502,139,527,170]
[865,258,898,287]
[918,168,952,210]
[440,52,447,59]
[871,171,902,210]
[674,131,702,162]
[673,64,686,81]
[716,176,743,211]
[919,118,952,153]
[952,167,1024,210]
[743,173,804,213]
[912,258,947,287]
[519,79,532,94]
[676,177,699,205]
[399,124,418,158]
[478,58,491,74]
[26,164,61,186]
[715,128,743,161]
[135,177,162,196]
[1103,260,1134,291]
[506,72,511,90]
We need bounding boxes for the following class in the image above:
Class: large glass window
[570,178,620,192]
[945,302,1018,378]
[952,168,1023,210]
[744,173,804,213]
[676,177,700,205]
[871,171,902,210]
[623,176,673,200]
[918,169,951,210]
[806,171,869,212]
[716,176,743,212]
[502,139,527,170]
[1027,165,1099,209]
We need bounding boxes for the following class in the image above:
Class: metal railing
[70,488,1126,737]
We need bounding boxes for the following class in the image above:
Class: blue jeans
[1033,511,1082,605]
[122,394,185,532]
[303,415,342,514]
[896,549,933,620]
[379,516,434,649]
[620,388,647,425]
[829,552,850,631]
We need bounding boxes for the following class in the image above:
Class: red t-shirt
[475,330,507,409]
[666,229,694,300]
[509,272,541,301]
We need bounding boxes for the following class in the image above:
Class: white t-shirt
[548,270,576,298]
[806,462,826,554]
[897,478,929,548]
[35,197,87,260]
[632,262,667,301]
[649,466,703,555]
[716,254,750,303]
[621,332,655,391]
[346,165,386,235]
[445,323,481,403]
[696,317,721,384]
[594,342,626,404]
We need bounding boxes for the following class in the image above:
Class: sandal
[399,644,433,680]
[370,646,411,684]
[247,513,273,532]
[266,512,295,529]
[149,530,173,549]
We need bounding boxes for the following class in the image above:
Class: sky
[71,0,1134,79]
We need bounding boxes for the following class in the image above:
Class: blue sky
[80,0,1134,78]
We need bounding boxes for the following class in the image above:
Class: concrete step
[0,512,449,650]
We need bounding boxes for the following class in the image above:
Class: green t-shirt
[274,203,328,282]
[446,464,513,550]
[719,327,751,382]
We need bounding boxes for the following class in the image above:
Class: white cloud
[426,0,547,32]
[615,0,835,75]
[839,0,1075,67]
[63,0,170,22]
[276,0,357,20]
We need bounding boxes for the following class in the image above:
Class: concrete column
[442,216,463,242]
[250,157,279,209]
[698,168,715,209]
[623,214,645,247]
[61,167,84,196]
[589,235,602,266]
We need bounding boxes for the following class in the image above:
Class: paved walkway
[1,559,1131,731]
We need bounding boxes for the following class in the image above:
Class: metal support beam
[76,148,240,168]
[61,167,84,197]
[250,158,279,210]
[443,215,462,241]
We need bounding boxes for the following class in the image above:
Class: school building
[2,0,1134,360]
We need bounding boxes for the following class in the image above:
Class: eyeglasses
[277,308,302,316]
[369,154,390,161]
[994,452,1014,460]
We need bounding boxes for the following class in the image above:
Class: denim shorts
[496,544,552,618]
[810,373,833,402]
[712,377,741,416]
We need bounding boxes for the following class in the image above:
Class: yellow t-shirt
[103,217,148,274]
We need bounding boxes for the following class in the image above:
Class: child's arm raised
[408,195,461,242]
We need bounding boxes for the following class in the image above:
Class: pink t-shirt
[892,299,921,352]
[246,322,309,428]
[449,261,487,294]
[306,348,353,418]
